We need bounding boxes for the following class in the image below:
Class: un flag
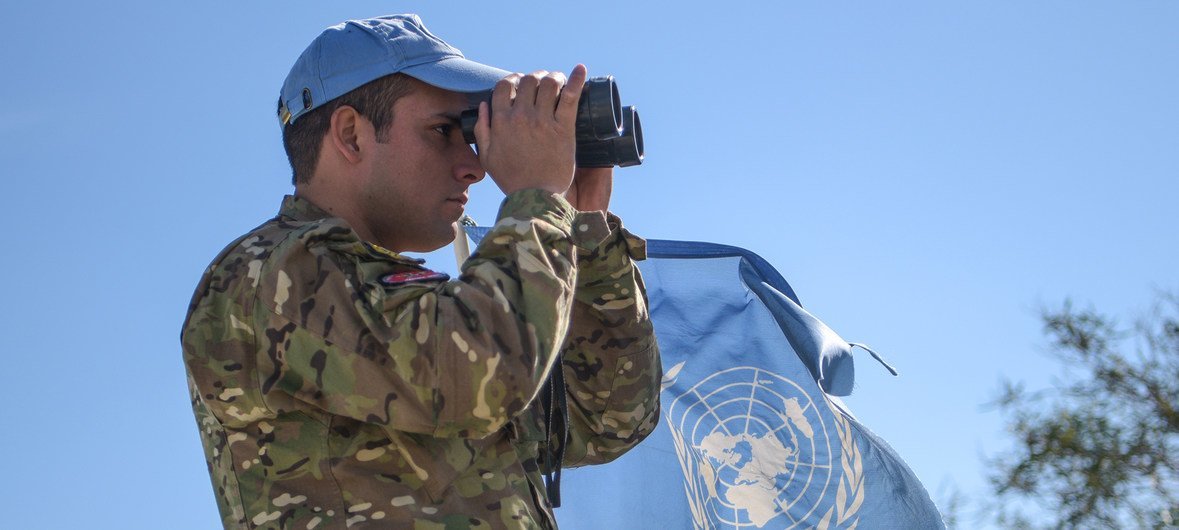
[466,230,945,529]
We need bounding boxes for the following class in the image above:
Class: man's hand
[474,65,588,196]
[564,167,613,212]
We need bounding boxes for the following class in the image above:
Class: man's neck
[294,185,380,246]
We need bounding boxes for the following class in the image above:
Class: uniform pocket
[388,431,495,503]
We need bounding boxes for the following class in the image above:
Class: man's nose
[455,144,485,184]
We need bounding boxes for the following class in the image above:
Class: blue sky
[2,2,1176,528]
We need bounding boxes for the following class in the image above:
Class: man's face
[358,80,484,253]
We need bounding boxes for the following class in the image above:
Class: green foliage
[989,293,1179,529]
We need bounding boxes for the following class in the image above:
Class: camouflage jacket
[182,190,660,529]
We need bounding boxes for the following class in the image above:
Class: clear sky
[2,2,1176,528]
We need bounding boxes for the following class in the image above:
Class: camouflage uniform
[182,189,660,529]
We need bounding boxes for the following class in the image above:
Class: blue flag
[467,230,945,529]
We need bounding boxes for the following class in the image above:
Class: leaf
[817,506,834,530]
[847,478,865,522]
[661,361,686,391]
[836,477,848,521]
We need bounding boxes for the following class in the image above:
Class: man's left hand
[564,167,613,212]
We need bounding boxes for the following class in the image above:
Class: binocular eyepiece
[459,76,644,168]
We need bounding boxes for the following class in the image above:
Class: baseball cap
[278,14,510,127]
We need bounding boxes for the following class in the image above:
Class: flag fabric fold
[465,229,944,529]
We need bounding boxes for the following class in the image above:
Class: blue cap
[279,14,510,126]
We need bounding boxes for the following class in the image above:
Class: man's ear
[328,106,366,164]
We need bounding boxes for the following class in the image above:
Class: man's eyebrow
[432,112,462,124]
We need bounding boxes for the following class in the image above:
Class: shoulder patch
[379,270,450,286]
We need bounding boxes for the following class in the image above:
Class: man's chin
[400,225,462,254]
[446,222,466,249]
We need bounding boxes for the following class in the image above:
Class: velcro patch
[379,270,450,286]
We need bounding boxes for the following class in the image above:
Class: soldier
[180,14,660,530]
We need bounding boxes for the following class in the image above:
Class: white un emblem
[666,365,861,529]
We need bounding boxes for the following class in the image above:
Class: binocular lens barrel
[576,106,643,168]
[577,76,623,141]
[459,75,643,168]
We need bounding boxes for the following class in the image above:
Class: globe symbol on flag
[666,366,847,529]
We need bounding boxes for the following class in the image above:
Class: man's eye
[434,124,453,136]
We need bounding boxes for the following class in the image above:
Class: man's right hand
[473,65,588,196]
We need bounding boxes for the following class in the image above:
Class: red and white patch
[379,270,450,286]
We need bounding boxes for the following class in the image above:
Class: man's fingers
[555,64,588,125]
[478,67,584,196]
[536,72,567,114]
[491,75,519,114]
[516,71,545,107]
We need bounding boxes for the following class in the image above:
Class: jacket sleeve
[250,189,587,439]
[559,211,662,466]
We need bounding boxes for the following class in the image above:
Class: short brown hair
[280,73,414,185]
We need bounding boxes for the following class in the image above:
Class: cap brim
[401,56,511,93]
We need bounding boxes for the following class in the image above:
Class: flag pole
[453,215,475,269]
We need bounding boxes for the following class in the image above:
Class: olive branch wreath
[663,362,712,529]
[816,399,865,530]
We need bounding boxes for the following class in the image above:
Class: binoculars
[460,76,644,168]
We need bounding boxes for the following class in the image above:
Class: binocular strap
[539,356,568,509]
